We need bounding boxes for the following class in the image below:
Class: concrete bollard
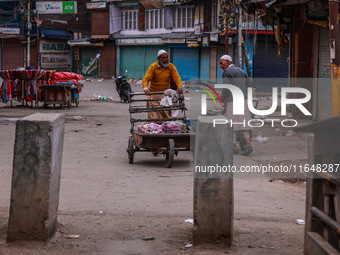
[193,115,234,245]
[7,113,65,242]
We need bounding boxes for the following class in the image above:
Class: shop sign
[36,1,77,14]
[40,40,71,53]
[163,0,178,4]
[116,2,139,8]
[0,28,20,34]
[162,38,185,44]
[86,2,106,9]
[116,38,162,45]
[41,53,72,69]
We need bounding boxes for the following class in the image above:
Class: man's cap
[157,49,168,57]
[220,55,232,62]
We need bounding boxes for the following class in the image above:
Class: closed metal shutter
[318,27,332,120]
[2,41,24,69]
[100,43,115,78]
[217,46,225,81]
[172,47,199,81]
[253,36,289,79]
[120,46,167,79]
[312,26,319,120]
[200,47,210,80]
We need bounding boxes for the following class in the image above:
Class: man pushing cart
[126,50,193,168]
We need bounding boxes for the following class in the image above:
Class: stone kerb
[7,113,65,241]
[193,115,234,245]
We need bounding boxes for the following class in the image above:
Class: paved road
[0,79,307,254]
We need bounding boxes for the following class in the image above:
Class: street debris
[185,244,193,248]
[99,210,103,214]
[72,116,82,121]
[142,236,155,241]
[255,133,268,143]
[254,115,267,119]
[285,130,296,136]
[90,94,114,101]
[296,219,305,225]
[258,244,275,249]
[65,234,80,239]
[185,219,194,224]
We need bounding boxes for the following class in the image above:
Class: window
[211,0,218,29]
[173,6,195,29]
[121,10,139,30]
[146,9,165,30]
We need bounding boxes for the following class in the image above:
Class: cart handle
[129,91,166,96]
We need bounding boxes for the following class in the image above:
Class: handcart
[51,72,84,107]
[127,91,194,168]
[40,82,76,109]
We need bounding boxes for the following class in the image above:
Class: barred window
[146,9,165,30]
[173,6,194,29]
[121,10,139,30]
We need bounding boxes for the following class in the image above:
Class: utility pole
[27,1,31,68]
[238,4,242,68]
[329,0,340,117]
[37,13,40,69]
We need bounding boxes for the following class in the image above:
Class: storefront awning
[91,35,110,39]
[68,40,104,47]
[40,29,72,39]
[139,0,164,9]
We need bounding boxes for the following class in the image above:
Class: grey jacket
[221,65,252,103]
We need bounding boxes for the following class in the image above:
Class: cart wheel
[127,136,135,164]
[165,139,175,168]
[75,97,79,107]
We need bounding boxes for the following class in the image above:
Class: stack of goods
[52,72,84,92]
[138,123,164,134]
[0,69,18,103]
[162,121,186,134]
[137,121,187,134]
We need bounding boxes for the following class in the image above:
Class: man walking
[142,49,183,119]
[220,54,253,156]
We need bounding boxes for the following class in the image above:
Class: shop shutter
[253,39,289,78]
[2,42,24,69]
[312,26,319,119]
[120,46,144,79]
[200,47,210,80]
[318,27,332,120]
[100,43,115,78]
[172,47,199,81]
[120,46,168,79]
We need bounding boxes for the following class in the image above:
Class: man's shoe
[242,145,253,156]
[234,149,240,155]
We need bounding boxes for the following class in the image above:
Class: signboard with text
[40,40,71,53]
[86,2,106,9]
[0,28,20,34]
[36,1,77,14]
[41,53,72,69]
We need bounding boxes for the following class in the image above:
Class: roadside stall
[0,69,18,105]
[18,69,45,106]
[43,72,84,108]
[0,68,83,108]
